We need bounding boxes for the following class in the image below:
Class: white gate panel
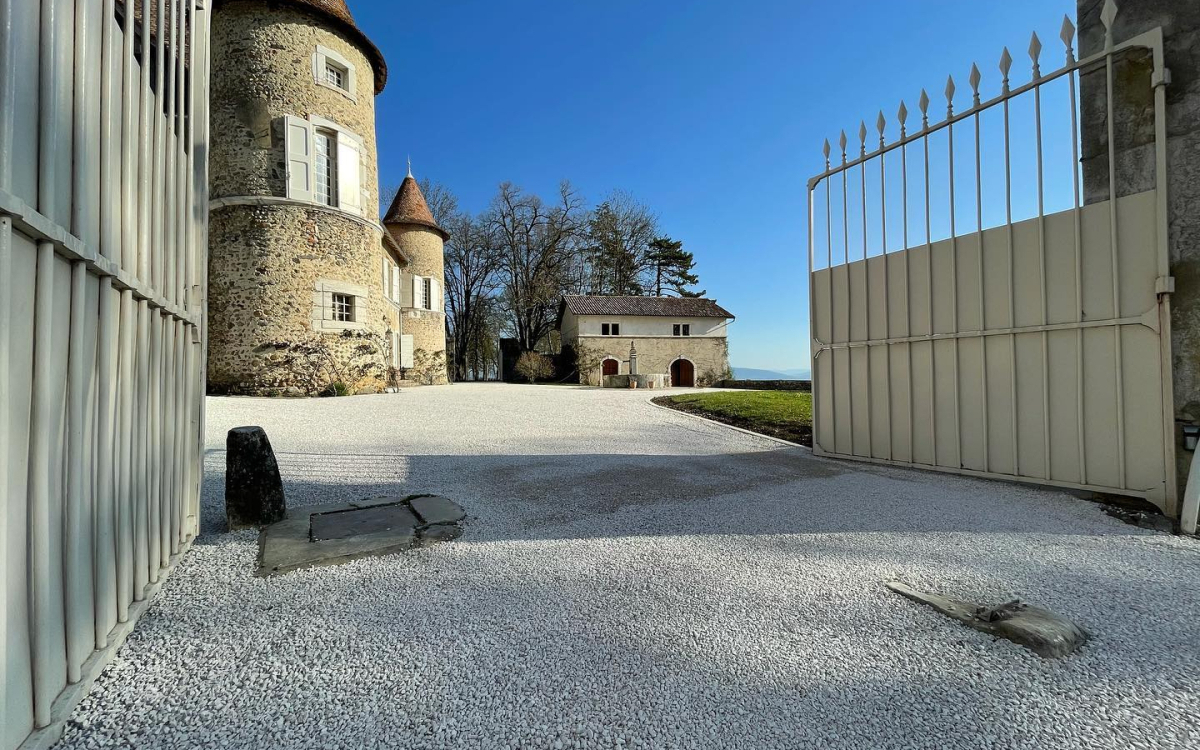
[808,10,1175,511]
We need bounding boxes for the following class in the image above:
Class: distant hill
[732,367,808,381]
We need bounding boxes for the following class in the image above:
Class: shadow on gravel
[198,448,1154,543]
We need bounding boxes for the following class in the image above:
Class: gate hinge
[1156,276,1175,296]
[1152,67,1172,88]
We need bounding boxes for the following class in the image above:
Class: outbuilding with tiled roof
[556,296,734,387]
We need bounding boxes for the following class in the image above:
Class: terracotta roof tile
[561,296,734,319]
[383,176,447,238]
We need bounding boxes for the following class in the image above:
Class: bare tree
[488,181,587,352]
[443,210,503,381]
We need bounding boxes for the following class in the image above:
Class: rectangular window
[325,62,345,90]
[332,293,354,322]
[673,323,691,336]
[682,324,690,336]
[673,324,680,336]
[606,323,620,336]
[422,277,433,310]
[601,323,610,336]
[314,129,338,207]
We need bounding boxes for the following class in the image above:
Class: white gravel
[59,383,1200,749]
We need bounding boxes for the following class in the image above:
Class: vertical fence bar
[134,299,149,599]
[100,0,117,262]
[921,91,937,465]
[878,113,893,461]
[946,77,963,468]
[0,0,12,729]
[147,311,161,583]
[161,316,175,566]
[1102,18,1127,490]
[153,0,166,295]
[0,216,10,737]
[899,102,914,463]
[1000,49,1019,475]
[66,261,93,684]
[860,123,874,459]
[1064,18,1087,485]
[970,64,989,472]
[29,242,57,728]
[841,131,853,456]
[139,0,152,283]
[95,276,118,646]
[821,142,833,456]
[808,175,818,454]
[122,0,136,274]
[1032,34,1053,480]
[117,289,135,618]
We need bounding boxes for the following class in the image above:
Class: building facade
[557,296,734,387]
[383,175,449,384]
[206,0,445,394]
[1,1,211,747]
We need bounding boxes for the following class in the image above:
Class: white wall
[565,312,729,338]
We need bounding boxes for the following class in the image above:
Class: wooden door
[602,358,618,377]
[671,359,694,387]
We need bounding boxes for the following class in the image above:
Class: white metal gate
[1,1,211,747]
[807,3,1177,512]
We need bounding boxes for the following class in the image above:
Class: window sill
[315,78,357,103]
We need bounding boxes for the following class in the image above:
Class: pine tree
[648,237,705,297]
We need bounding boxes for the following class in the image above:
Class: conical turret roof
[214,0,388,93]
[383,175,448,239]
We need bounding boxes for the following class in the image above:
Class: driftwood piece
[886,581,1088,659]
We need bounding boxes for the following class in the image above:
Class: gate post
[1078,0,1200,513]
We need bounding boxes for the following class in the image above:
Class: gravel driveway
[59,383,1200,749]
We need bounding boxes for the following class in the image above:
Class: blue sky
[352,0,1076,372]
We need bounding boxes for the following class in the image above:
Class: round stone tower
[206,0,398,395]
[383,173,449,385]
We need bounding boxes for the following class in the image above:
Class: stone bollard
[225,426,286,530]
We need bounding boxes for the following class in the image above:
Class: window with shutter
[313,128,338,207]
[284,116,313,202]
[410,275,422,309]
[422,277,432,310]
[336,134,361,215]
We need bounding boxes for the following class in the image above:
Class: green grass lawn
[653,390,813,445]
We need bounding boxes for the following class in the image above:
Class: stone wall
[572,336,731,387]
[207,1,393,395]
[1078,0,1200,502]
[388,224,448,384]
[210,2,380,213]
[207,204,393,394]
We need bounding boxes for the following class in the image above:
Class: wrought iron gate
[807,2,1177,512]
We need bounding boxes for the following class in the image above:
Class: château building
[206,0,447,394]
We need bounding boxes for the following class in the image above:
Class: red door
[602,358,619,377]
[671,359,694,387]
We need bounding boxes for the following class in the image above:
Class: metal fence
[1,1,211,747]
[807,1,1177,511]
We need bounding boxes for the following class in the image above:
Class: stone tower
[383,172,449,384]
[206,0,407,395]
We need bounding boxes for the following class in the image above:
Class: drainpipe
[1182,425,1200,534]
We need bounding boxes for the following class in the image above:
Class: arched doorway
[670,358,694,387]
[601,358,619,377]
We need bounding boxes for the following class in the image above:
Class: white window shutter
[392,267,401,303]
[400,334,415,368]
[411,275,422,309]
[337,135,361,214]
[284,116,313,202]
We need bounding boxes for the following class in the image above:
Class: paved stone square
[59,384,1200,749]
